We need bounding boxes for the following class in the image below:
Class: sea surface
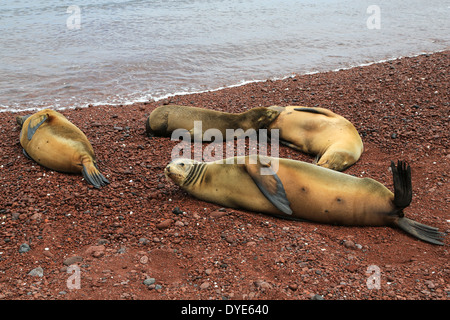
[1,0,449,112]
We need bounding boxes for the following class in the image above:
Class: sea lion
[146,104,280,141]
[16,109,109,188]
[165,155,444,245]
[267,106,363,171]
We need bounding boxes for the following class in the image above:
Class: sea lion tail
[81,161,110,189]
[396,218,445,245]
[391,160,412,209]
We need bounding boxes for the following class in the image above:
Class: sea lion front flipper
[293,107,331,116]
[244,157,292,215]
[22,148,32,160]
[81,162,110,189]
[27,114,48,141]
[279,138,303,152]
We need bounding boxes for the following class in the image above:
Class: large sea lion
[267,106,364,171]
[165,155,444,245]
[16,109,109,188]
[146,104,280,141]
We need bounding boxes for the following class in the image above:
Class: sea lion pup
[16,109,109,188]
[267,106,364,171]
[146,104,280,141]
[165,156,444,245]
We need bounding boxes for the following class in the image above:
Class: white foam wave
[1,49,446,114]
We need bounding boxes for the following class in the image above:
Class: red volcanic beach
[0,51,448,300]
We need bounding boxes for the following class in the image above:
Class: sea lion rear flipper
[390,160,445,245]
[81,162,110,189]
[391,160,412,208]
[16,114,31,127]
[396,218,445,245]
[27,114,48,140]
[244,157,292,215]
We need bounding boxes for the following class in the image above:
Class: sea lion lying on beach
[267,106,364,171]
[146,104,280,141]
[165,155,444,245]
[16,109,109,188]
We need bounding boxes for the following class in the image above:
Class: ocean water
[0,0,449,112]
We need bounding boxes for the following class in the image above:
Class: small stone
[28,267,44,277]
[200,282,210,289]
[343,240,356,249]
[85,245,105,258]
[172,207,183,215]
[63,256,83,266]
[139,238,150,245]
[174,221,184,227]
[210,211,227,219]
[19,243,31,253]
[425,280,435,289]
[140,255,149,264]
[391,133,398,139]
[43,250,54,258]
[11,212,20,220]
[143,278,156,286]
[30,212,42,220]
[289,283,298,291]
[156,219,173,230]
[254,280,272,290]
[311,294,324,300]
[97,238,110,245]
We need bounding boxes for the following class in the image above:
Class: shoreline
[2,49,448,114]
[0,50,448,300]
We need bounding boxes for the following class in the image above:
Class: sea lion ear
[244,156,292,215]
[27,113,48,141]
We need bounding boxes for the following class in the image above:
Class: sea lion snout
[165,158,193,185]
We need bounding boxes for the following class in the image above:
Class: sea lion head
[247,107,280,129]
[316,150,355,172]
[164,158,200,186]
